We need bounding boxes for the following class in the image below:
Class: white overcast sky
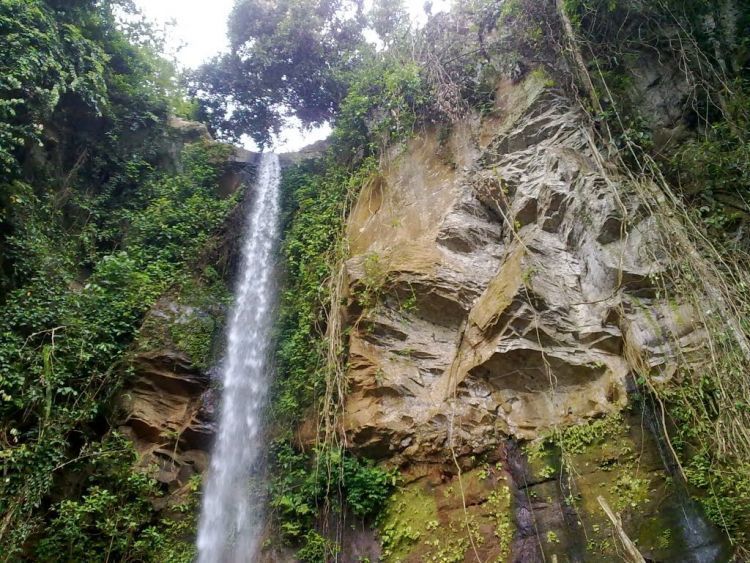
[134,0,450,151]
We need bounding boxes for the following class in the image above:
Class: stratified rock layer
[120,296,218,498]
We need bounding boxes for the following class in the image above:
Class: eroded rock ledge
[344,74,678,459]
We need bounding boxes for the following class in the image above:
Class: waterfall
[196,153,281,562]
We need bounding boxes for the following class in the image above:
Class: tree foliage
[268,441,395,558]
[189,0,515,149]
[189,0,369,146]
[33,433,199,563]
[0,0,237,557]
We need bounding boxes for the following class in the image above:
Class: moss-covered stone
[136,268,230,371]
[379,480,439,561]
[378,462,516,563]
[520,410,729,561]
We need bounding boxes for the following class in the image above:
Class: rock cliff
[340,71,728,561]
[123,41,732,563]
[345,72,665,457]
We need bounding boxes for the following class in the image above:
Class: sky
[133,0,450,152]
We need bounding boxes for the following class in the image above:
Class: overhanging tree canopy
[189,0,370,146]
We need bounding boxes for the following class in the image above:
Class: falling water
[197,153,281,562]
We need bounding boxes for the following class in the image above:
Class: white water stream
[197,153,281,562]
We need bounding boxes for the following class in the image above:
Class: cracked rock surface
[344,74,685,461]
[341,73,727,562]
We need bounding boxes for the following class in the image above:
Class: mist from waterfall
[196,153,281,562]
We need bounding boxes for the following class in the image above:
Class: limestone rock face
[342,73,697,462]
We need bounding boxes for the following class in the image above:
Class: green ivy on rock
[268,441,395,558]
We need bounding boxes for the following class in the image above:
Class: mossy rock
[522,410,730,561]
[379,464,515,563]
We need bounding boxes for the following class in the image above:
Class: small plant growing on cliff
[375,367,386,385]
[557,413,624,455]
[380,522,421,558]
[539,464,556,479]
[479,464,490,480]
[524,439,549,461]
[657,529,672,549]
[486,486,513,559]
[522,266,537,285]
[356,252,389,310]
[297,531,340,562]
[610,471,650,512]
[395,346,417,359]
[400,292,418,315]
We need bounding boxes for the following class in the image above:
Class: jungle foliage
[0,0,236,558]
[271,153,397,558]
[562,0,750,241]
[268,441,395,559]
[5,0,750,559]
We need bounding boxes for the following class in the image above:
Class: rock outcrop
[120,296,219,499]
[341,71,726,560]
[345,73,658,458]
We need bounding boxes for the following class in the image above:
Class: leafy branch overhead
[188,0,370,147]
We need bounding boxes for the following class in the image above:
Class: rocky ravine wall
[342,72,729,561]
[117,83,728,560]
[117,134,328,517]
[116,121,261,510]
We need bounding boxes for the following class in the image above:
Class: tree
[189,0,368,147]
[368,0,410,47]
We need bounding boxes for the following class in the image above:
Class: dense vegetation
[558,0,750,548]
[3,0,750,559]
[0,0,237,559]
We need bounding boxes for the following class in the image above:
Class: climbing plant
[557,0,750,552]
